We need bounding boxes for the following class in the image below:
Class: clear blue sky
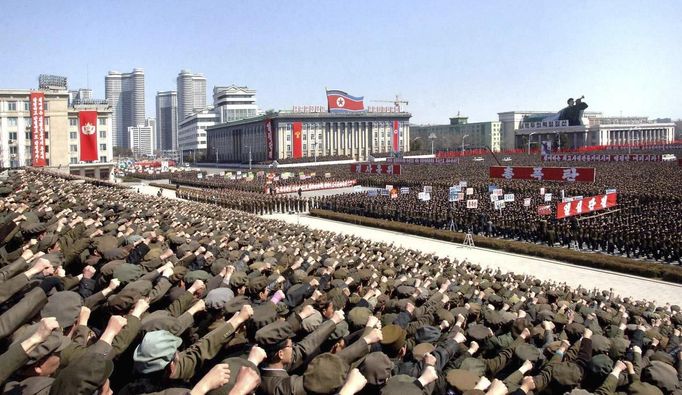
[1,1,680,124]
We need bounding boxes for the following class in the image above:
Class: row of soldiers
[177,188,317,215]
[0,169,680,394]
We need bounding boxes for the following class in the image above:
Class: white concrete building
[178,110,218,155]
[105,69,145,148]
[213,85,258,123]
[177,70,206,121]
[128,123,155,157]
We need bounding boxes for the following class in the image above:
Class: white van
[662,154,677,162]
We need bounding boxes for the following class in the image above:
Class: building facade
[0,89,69,168]
[213,85,258,123]
[411,115,502,152]
[105,68,145,148]
[178,110,218,155]
[155,90,178,151]
[207,111,411,163]
[67,103,113,164]
[177,70,206,121]
[128,124,155,157]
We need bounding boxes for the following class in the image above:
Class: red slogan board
[29,92,46,166]
[489,166,596,182]
[350,164,401,175]
[543,154,662,162]
[556,193,617,219]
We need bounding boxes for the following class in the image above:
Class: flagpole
[325,87,329,113]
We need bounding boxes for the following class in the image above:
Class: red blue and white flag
[326,89,365,112]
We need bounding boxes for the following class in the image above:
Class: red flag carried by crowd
[326,89,365,112]
[556,193,617,219]
[489,166,596,182]
[79,111,98,161]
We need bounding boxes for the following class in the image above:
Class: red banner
[537,205,552,216]
[29,92,46,167]
[543,154,662,162]
[350,164,401,175]
[489,166,596,182]
[78,111,98,161]
[292,122,302,159]
[265,119,274,161]
[556,193,617,219]
[392,120,400,153]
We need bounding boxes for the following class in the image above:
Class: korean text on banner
[29,92,46,167]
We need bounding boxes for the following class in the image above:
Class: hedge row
[309,209,682,284]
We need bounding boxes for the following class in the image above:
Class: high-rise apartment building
[128,123,155,157]
[155,91,177,151]
[177,70,206,121]
[105,68,145,148]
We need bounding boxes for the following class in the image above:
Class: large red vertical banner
[264,119,274,160]
[29,92,46,167]
[292,122,302,159]
[79,111,98,161]
[392,120,400,154]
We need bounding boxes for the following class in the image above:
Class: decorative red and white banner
[386,157,460,164]
[489,166,596,182]
[392,120,400,154]
[292,122,302,159]
[556,193,617,219]
[78,111,98,161]
[350,163,401,175]
[543,154,662,162]
[29,92,46,167]
[537,205,552,216]
[264,119,275,161]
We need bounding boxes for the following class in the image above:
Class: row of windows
[4,117,51,127]
[69,118,107,126]
[6,132,50,141]
[69,131,107,139]
[70,156,107,164]
[1,101,48,111]
[69,144,107,152]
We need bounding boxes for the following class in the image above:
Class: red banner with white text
[265,119,275,161]
[489,166,596,182]
[29,92,46,167]
[350,163,401,175]
[392,120,400,154]
[543,153,662,162]
[292,122,302,159]
[79,111,98,161]
[556,193,617,219]
[537,205,552,216]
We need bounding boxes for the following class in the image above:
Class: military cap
[229,271,248,288]
[49,351,114,395]
[348,307,372,330]
[250,302,277,330]
[255,320,293,352]
[327,288,348,310]
[246,276,268,295]
[20,221,48,235]
[484,311,506,326]
[0,186,12,196]
[41,253,64,268]
[102,247,128,261]
[224,295,251,314]
[206,357,260,395]
[40,291,82,327]
[170,266,189,283]
[381,325,407,354]
[515,343,542,362]
[451,306,470,319]
[460,357,486,376]
[396,285,415,298]
[380,375,424,395]
[37,232,59,251]
[205,288,234,310]
[467,324,492,341]
[446,369,479,391]
[210,258,229,276]
[610,337,630,359]
[588,354,613,377]
[412,343,434,360]
[591,334,612,354]
[113,263,145,283]
[468,303,482,314]
[185,270,212,284]
[12,323,71,364]
[360,352,393,385]
[95,235,119,253]
[552,362,582,386]
[329,320,349,341]
[628,381,664,395]
[642,361,679,392]
[564,322,585,341]
[649,350,675,365]
[303,353,349,394]
[133,330,182,373]
[435,308,455,325]
[415,325,441,344]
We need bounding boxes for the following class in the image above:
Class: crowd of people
[177,188,314,215]
[0,169,680,394]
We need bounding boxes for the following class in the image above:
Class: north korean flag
[327,89,365,112]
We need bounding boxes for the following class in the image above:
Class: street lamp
[461,134,469,155]
[528,132,537,155]
[245,145,252,170]
[428,133,437,155]
[214,147,218,166]
[313,142,318,162]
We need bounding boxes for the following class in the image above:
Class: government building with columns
[206,110,411,163]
